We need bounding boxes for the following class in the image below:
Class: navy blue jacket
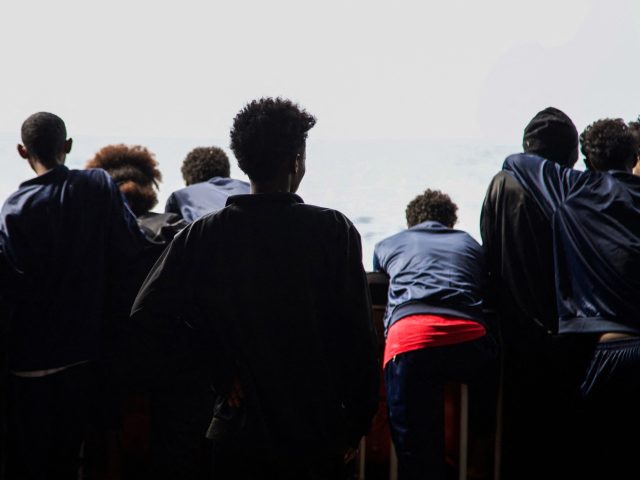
[165,176,250,223]
[0,165,145,370]
[373,221,486,334]
[503,153,640,335]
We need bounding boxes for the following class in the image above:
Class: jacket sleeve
[125,228,216,391]
[106,177,146,259]
[372,248,383,272]
[164,193,180,217]
[502,154,583,219]
[336,222,380,447]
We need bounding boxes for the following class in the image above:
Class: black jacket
[128,192,379,463]
[503,153,640,335]
[481,169,558,350]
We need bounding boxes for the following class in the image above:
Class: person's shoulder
[454,229,482,248]
[71,167,114,189]
[297,202,355,228]
[503,152,546,171]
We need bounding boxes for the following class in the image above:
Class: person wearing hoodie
[480,107,588,479]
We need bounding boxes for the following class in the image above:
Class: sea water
[0,133,518,270]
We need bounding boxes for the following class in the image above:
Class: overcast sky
[1,0,638,143]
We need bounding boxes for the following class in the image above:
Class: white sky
[1,0,638,143]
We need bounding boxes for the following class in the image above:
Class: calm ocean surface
[0,133,518,270]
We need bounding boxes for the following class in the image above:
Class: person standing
[480,107,587,479]
[129,98,379,480]
[0,112,145,479]
[502,118,640,478]
[374,189,497,480]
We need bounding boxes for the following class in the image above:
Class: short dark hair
[406,189,458,228]
[230,97,316,183]
[21,112,67,165]
[523,107,579,168]
[181,146,230,185]
[580,119,638,172]
[86,144,162,216]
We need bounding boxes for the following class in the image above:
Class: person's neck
[30,157,63,177]
[250,177,293,194]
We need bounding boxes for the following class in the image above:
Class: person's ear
[64,138,73,154]
[17,144,29,159]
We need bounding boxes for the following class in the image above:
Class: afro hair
[230,97,316,183]
[580,119,638,172]
[406,189,458,228]
[181,146,230,185]
[86,144,162,216]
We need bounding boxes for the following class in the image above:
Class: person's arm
[336,221,380,448]
[164,193,181,217]
[124,228,211,390]
[502,153,583,219]
[106,176,146,258]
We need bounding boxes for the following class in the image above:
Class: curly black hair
[406,189,458,228]
[86,144,162,216]
[21,112,67,166]
[181,146,230,185]
[580,118,638,171]
[230,97,316,183]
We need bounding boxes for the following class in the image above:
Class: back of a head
[580,118,638,172]
[405,189,458,228]
[21,112,67,166]
[181,146,230,185]
[523,107,579,168]
[230,97,316,183]
[86,144,162,216]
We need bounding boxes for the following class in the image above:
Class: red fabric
[383,314,486,367]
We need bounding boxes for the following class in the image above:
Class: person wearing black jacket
[128,97,379,480]
[480,107,585,479]
[504,118,640,477]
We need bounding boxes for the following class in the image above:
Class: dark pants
[211,442,350,480]
[499,333,595,480]
[149,388,214,480]
[6,363,94,480]
[384,336,497,480]
[575,337,640,479]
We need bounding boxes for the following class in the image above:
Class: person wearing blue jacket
[164,146,249,222]
[0,112,145,479]
[502,118,640,478]
[374,189,497,480]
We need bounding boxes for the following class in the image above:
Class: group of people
[0,99,639,480]
[374,107,640,480]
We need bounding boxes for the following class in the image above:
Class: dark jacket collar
[20,165,68,188]
[226,192,304,207]
[408,220,449,232]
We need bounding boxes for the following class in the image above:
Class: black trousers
[6,363,94,480]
